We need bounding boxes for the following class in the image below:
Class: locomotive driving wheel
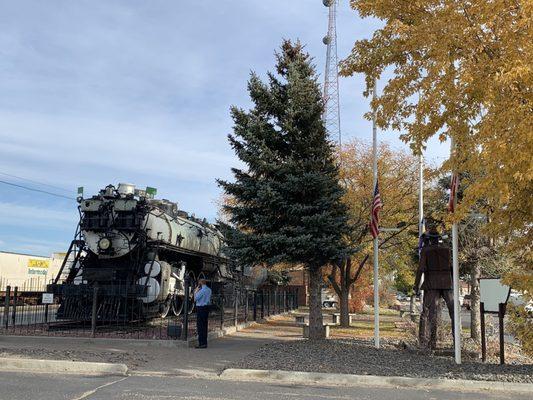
[170,270,196,316]
[159,296,172,318]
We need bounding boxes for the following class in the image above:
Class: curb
[0,357,128,376]
[220,368,533,394]
[0,319,264,349]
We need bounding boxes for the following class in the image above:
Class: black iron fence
[0,283,299,341]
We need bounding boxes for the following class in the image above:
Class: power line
[0,171,72,193]
[0,180,75,200]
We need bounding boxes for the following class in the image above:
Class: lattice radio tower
[322,0,341,145]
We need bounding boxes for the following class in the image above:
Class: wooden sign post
[479,278,511,364]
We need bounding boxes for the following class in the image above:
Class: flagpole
[451,136,461,364]
[372,78,379,349]
[418,151,425,311]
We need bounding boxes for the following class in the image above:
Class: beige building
[0,251,64,290]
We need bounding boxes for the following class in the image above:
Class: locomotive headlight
[98,237,111,250]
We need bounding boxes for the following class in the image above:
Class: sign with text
[42,293,54,304]
[28,259,50,276]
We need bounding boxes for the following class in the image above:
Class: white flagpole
[451,136,461,364]
[418,151,424,311]
[372,78,379,349]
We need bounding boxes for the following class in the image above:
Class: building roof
[0,250,49,259]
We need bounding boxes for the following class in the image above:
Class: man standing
[414,233,455,350]
[194,279,211,349]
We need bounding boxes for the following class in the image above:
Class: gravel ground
[228,338,533,383]
[0,347,152,369]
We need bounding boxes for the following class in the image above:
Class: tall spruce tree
[218,41,349,339]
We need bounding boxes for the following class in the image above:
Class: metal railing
[0,283,299,341]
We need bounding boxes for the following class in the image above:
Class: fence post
[480,302,486,362]
[253,291,257,321]
[244,290,249,323]
[91,285,98,338]
[3,286,10,329]
[182,276,190,341]
[260,290,264,319]
[11,287,18,327]
[234,286,239,327]
[289,289,292,310]
[220,295,224,330]
[498,303,506,365]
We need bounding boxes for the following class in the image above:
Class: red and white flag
[448,173,459,213]
[370,180,383,239]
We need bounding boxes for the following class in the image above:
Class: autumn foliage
[341,0,532,353]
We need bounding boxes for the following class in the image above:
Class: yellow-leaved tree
[327,139,426,327]
[340,0,532,353]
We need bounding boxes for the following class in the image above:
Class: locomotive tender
[49,183,232,321]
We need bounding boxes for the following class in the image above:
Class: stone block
[302,324,330,338]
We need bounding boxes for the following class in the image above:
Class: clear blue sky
[0,1,449,256]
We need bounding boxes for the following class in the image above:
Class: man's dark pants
[419,289,454,349]
[196,305,209,347]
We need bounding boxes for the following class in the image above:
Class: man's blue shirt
[194,285,212,306]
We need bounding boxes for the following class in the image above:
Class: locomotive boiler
[48,183,233,321]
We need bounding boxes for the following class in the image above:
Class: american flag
[448,173,459,213]
[370,180,383,239]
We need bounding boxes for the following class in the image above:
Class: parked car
[396,293,409,302]
[321,289,338,308]
[509,291,533,314]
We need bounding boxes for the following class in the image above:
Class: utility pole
[322,0,341,145]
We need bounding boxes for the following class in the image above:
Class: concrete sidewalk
[0,315,298,377]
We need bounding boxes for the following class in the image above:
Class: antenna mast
[322,0,341,145]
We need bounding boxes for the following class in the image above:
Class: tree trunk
[470,263,481,342]
[308,265,325,339]
[409,295,415,314]
[339,287,350,327]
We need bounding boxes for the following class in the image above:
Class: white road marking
[71,376,128,400]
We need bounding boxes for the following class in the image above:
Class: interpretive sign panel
[480,278,510,312]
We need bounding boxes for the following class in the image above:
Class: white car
[321,290,338,308]
[509,291,533,313]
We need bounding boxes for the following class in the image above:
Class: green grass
[331,320,408,338]
[295,306,400,317]
[361,307,400,317]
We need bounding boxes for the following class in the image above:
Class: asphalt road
[0,372,530,400]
